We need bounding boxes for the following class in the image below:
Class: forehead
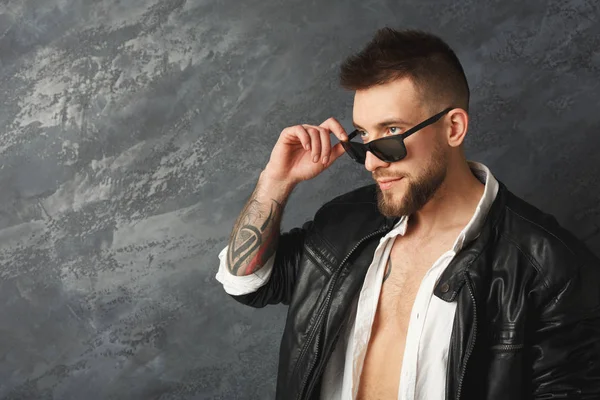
[352,77,423,128]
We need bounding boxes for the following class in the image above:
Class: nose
[364,150,390,172]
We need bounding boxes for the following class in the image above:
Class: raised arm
[225,168,295,277]
[218,117,349,307]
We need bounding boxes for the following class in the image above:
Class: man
[215,27,600,400]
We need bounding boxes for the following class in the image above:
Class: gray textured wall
[0,0,599,398]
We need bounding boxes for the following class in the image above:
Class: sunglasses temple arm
[402,107,452,140]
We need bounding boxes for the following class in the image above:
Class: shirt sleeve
[215,245,275,296]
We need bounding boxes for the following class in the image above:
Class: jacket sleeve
[531,260,600,398]
[221,220,312,308]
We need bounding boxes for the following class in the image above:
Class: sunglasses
[341,107,453,164]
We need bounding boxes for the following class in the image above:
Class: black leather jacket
[228,179,600,400]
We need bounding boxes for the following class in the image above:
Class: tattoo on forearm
[383,258,392,283]
[227,198,283,275]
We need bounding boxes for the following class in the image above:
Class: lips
[377,177,403,190]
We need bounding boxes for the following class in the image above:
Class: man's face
[352,77,449,218]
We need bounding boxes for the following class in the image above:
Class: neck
[406,155,485,238]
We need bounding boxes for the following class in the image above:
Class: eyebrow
[352,117,412,130]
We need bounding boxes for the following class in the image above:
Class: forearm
[226,168,296,276]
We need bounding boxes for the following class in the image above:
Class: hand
[263,117,348,186]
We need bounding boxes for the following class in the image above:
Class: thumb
[327,142,347,164]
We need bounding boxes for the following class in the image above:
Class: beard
[375,142,448,218]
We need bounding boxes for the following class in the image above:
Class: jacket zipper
[456,272,477,400]
[302,305,352,399]
[295,227,389,400]
[490,343,524,351]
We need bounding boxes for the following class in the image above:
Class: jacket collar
[382,215,402,230]
[432,178,509,301]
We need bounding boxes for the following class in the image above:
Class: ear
[445,108,469,147]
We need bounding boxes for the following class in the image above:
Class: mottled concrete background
[0,0,598,398]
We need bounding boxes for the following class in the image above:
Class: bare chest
[356,234,457,399]
[382,226,462,308]
[377,238,452,326]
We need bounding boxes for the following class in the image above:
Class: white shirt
[216,160,499,400]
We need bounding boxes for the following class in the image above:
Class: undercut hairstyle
[339,27,470,114]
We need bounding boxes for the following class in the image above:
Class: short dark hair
[339,27,470,114]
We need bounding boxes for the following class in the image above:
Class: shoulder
[498,189,600,293]
[312,183,384,227]
[320,183,379,208]
[304,183,391,258]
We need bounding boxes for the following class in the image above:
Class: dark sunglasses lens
[342,141,367,163]
[372,139,407,162]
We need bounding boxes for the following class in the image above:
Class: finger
[301,125,322,162]
[319,117,348,142]
[327,142,347,165]
[287,126,311,150]
[317,127,331,165]
[306,127,321,162]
